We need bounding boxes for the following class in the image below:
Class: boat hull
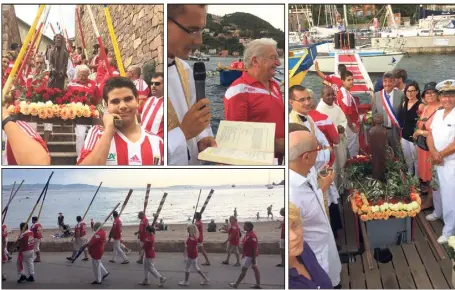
[309,52,405,73]
[219,70,242,86]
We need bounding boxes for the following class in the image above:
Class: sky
[15,5,76,40]
[2,169,284,188]
[208,5,285,31]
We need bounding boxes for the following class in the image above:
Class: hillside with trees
[201,12,284,55]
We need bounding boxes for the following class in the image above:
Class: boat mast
[343,5,349,29]
[325,5,329,27]
[387,4,398,30]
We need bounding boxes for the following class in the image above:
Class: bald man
[289,130,341,288]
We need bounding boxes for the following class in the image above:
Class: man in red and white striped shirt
[126,66,150,112]
[141,73,164,139]
[77,77,163,165]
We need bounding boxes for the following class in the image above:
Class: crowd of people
[289,63,455,287]
[1,210,277,288]
[167,4,285,165]
[2,32,164,166]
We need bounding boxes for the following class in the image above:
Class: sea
[2,185,284,229]
[302,54,455,104]
[186,56,285,135]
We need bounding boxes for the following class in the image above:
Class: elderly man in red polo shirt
[224,38,285,162]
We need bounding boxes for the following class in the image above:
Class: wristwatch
[2,115,16,130]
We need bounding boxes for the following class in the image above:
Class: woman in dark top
[289,203,332,289]
[400,81,424,175]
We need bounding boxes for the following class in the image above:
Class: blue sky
[2,169,284,188]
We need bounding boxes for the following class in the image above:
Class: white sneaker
[138,280,150,285]
[179,280,190,286]
[158,277,167,287]
[426,213,439,221]
[437,235,449,244]
[200,278,210,285]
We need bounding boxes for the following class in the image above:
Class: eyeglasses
[300,145,323,156]
[150,82,161,86]
[292,97,312,103]
[168,17,204,37]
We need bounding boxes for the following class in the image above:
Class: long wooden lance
[2,180,24,217]
[49,23,56,36]
[22,172,54,232]
[33,5,52,57]
[76,7,89,60]
[3,181,16,224]
[2,5,45,98]
[72,202,120,263]
[192,189,202,224]
[82,182,103,220]
[151,192,168,227]
[143,184,151,213]
[87,5,111,76]
[199,189,215,215]
[37,180,51,220]
[103,5,125,76]
[16,6,51,83]
[118,189,134,217]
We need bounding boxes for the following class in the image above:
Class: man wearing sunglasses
[168,4,216,165]
[141,73,164,139]
[289,130,341,288]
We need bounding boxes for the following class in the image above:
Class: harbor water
[302,54,455,103]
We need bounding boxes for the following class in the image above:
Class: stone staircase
[37,124,78,165]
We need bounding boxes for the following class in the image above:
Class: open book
[198,121,276,165]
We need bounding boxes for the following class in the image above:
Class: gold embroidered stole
[168,58,191,131]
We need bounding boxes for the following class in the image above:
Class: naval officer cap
[436,79,455,94]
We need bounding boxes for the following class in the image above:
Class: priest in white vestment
[167,5,216,165]
[317,86,348,186]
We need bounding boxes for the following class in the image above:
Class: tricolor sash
[168,58,191,131]
[380,90,402,128]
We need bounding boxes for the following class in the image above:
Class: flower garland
[7,101,99,121]
[351,191,421,221]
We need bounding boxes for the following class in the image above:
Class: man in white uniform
[167,5,216,165]
[289,130,341,287]
[427,79,455,244]
[317,86,348,186]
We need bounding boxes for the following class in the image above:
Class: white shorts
[184,258,201,272]
[74,236,88,250]
[242,257,257,269]
[279,239,285,249]
[34,238,41,252]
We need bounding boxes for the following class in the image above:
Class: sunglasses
[150,82,161,86]
[168,17,204,37]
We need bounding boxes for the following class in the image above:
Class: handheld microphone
[193,62,206,102]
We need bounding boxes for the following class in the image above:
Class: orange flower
[360,215,369,221]
[373,212,381,220]
[46,108,54,119]
[367,212,374,220]
[68,108,76,120]
[60,108,69,120]
[30,108,39,116]
[361,205,369,213]
[38,108,46,119]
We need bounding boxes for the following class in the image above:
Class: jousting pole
[2,5,45,99]
[103,5,125,76]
